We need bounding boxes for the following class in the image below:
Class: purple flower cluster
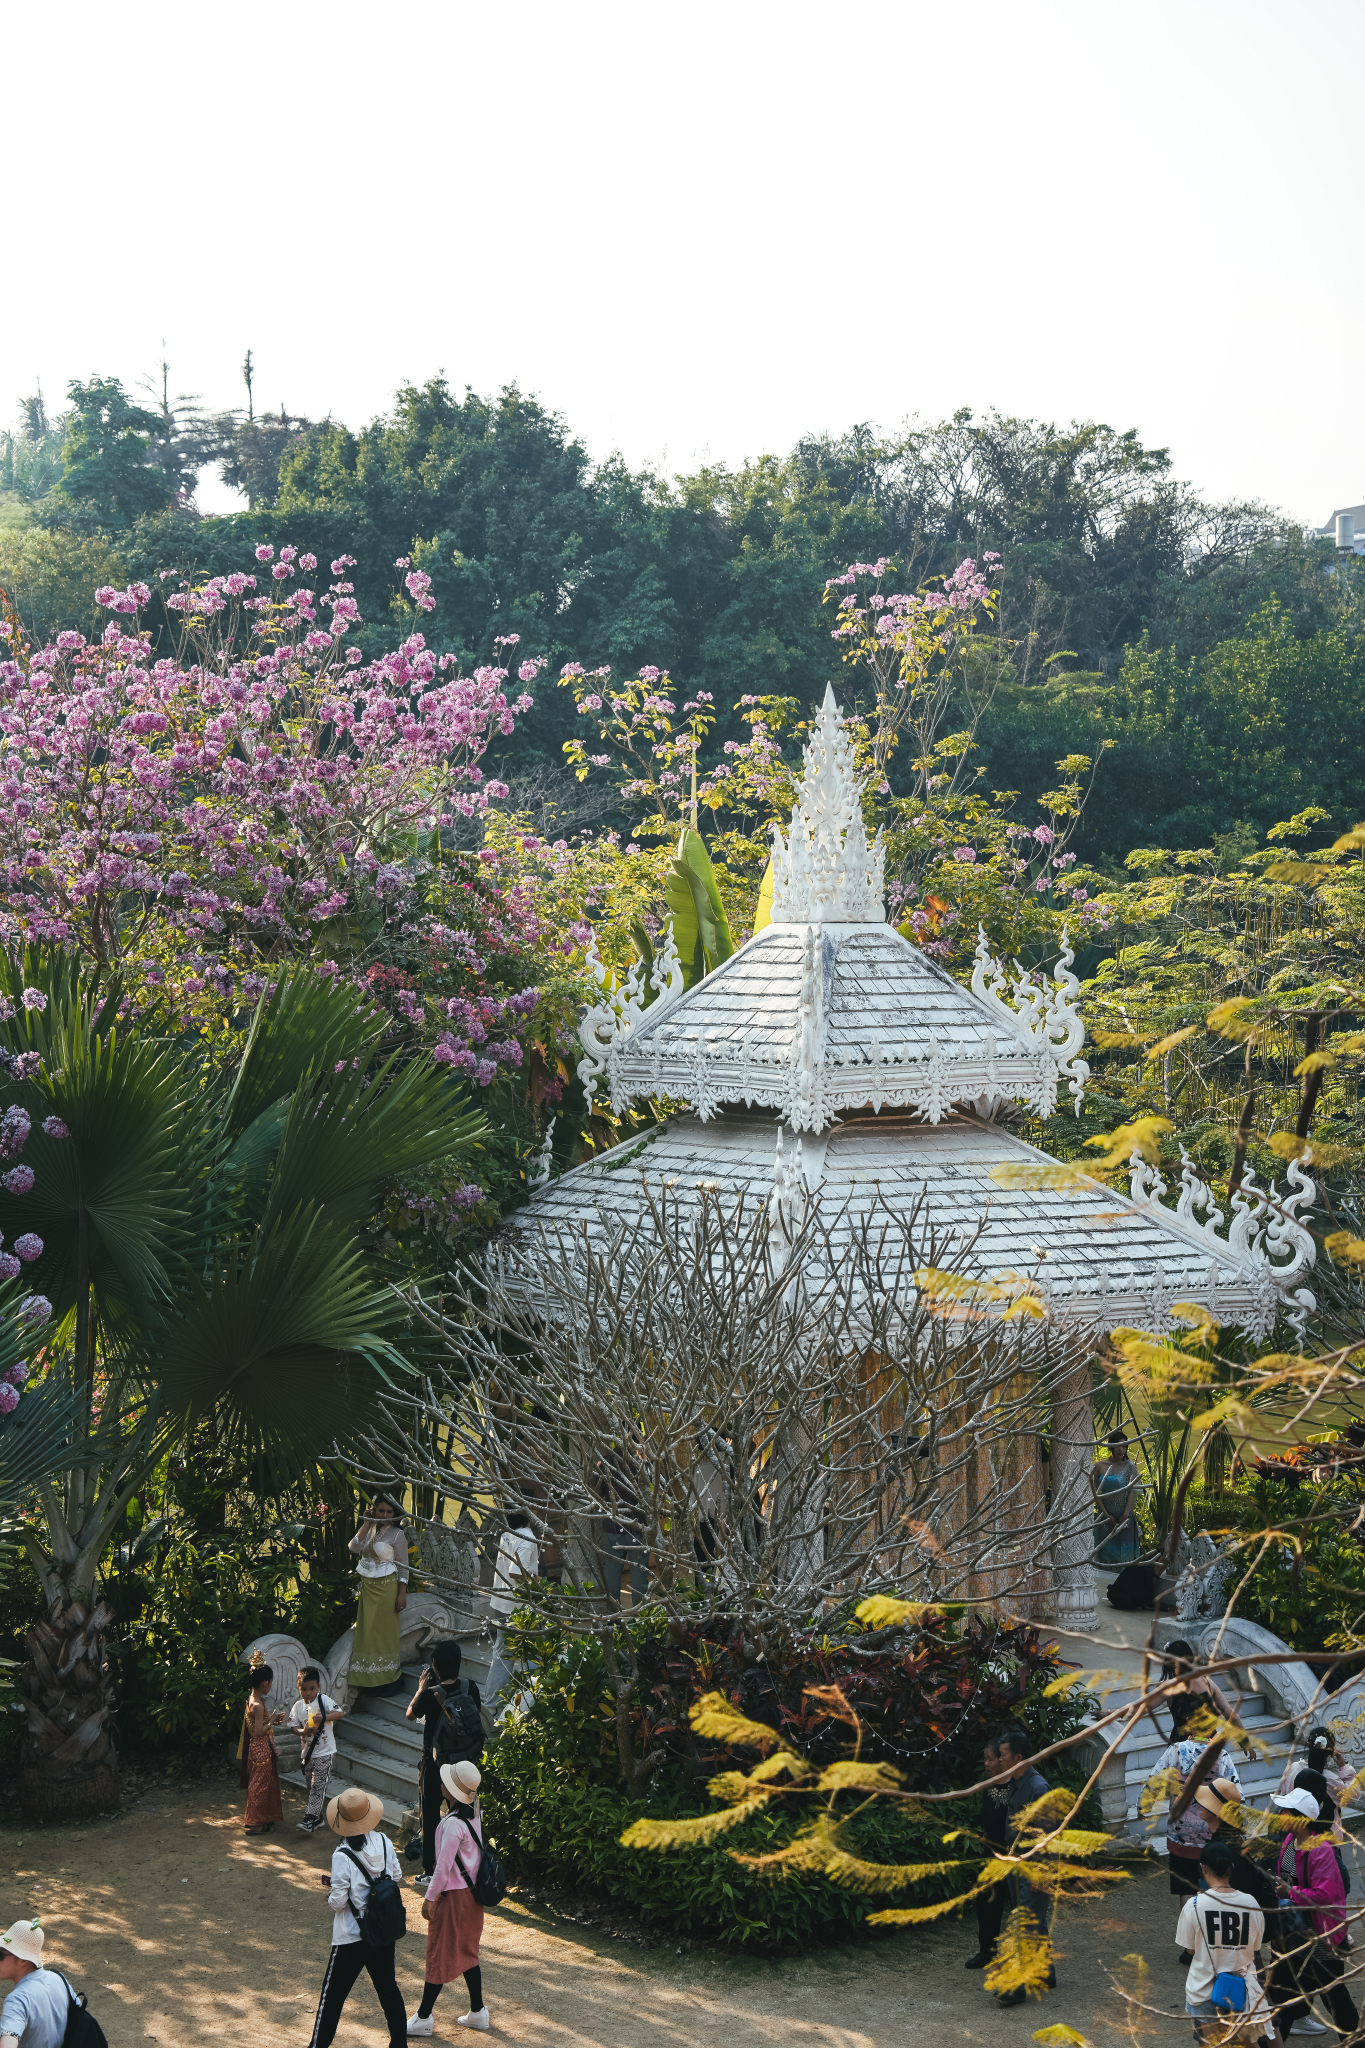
[0,1106,30,1159]
[431,986,539,1086]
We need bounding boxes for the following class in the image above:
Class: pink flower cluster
[0,556,541,1011]
[826,556,1000,655]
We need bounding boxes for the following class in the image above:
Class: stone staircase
[282,1629,498,1830]
[1088,1681,1295,1843]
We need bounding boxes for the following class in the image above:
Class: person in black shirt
[404,1641,482,1879]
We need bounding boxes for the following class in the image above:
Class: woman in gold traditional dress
[238,1658,283,1834]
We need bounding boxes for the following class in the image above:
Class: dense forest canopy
[0,371,1358,864]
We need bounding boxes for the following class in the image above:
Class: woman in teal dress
[1091,1429,1141,1565]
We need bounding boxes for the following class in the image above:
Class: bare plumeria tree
[363,1184,1089,1789]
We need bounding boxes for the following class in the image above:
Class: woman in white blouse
[348,1494,409,1696]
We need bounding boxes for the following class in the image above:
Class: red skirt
[425,1886,484,1982]
[244,1733,282,1828]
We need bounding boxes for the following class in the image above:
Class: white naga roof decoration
[504,1110,1318,1342]
[576,684,1088,1131]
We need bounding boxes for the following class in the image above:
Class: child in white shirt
[1175,1840,1274,2043]
[281,1665,344,1833]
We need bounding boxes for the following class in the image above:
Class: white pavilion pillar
[1047,1350,1100,1632]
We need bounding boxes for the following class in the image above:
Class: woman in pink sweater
[1268,1777,1357,2046]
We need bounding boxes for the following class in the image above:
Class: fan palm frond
[0,1374,85,1512]
[149,1205,411,1461]
[226,972,381,1134]
[0,1010,186,1329]
[264,1051,485,1231]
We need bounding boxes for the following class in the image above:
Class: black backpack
[341,1845,409,1946]
[59,1975,108,2047]
[456,1818,509,1909]
[431,1678,484,1767]
[1105,1562,1155,1611]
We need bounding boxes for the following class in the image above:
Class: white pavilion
[505,687,1317,1630]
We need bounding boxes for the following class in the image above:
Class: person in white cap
[407,1760,489,2035]
[0,1920,71,2048]
[1266,1777,1359,2046]
[308,1786,408,2048]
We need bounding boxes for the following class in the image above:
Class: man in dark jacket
[965,1737,1011,1969]
[995,1726,1057,2008]
[403,1640,483,1879]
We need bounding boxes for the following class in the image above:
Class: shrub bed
[482,1609,1096,1951]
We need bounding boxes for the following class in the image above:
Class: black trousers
[418,1755,443,1875]
[1269,1939,1360,2040]
[976,1880,1005,1959]
[310,1939,407,2048]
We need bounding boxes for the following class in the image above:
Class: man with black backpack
[310,1786,408,2048]
[0,1918,105,2047]
[404,1641,483,1881]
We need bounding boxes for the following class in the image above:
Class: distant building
[1315,504,1365,554]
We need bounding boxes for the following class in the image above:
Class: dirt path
[1,1769,1348,2045]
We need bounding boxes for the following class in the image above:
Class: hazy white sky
[5,0,1359,525]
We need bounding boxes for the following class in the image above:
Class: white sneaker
[456,2011,490,2032]
[1290,2019,1328,2036]
[407,2019,434,2038]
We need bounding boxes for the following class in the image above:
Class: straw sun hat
[326,1785,386,1836]
[439,1760,481,1803]
[0,1920,44,1967]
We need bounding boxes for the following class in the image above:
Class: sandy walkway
[3,1769,1357,2046]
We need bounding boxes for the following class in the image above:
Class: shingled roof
[577,685,1089,1132]
[506,1106,1313,1342]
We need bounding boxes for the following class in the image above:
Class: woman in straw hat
[0,1919,74,2048]
[407,1760,489,2035]
[310,1785,407,2048]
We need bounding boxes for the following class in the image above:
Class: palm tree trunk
[16,1414,161,1822]
[18,1590,119,1820]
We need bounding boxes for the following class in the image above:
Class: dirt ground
[4,1770,1363,2047]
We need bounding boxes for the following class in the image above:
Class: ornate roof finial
[769,684,885,925]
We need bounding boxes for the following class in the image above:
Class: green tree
[54,378,169,530]
[6,955,483,1819]
[0,389,67,520]
[0,529,129,643]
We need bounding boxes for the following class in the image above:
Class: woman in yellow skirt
[347,1494,409,1696]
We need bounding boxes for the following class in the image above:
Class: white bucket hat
[0,1920,44,1966]
[439,1759,481,1803]
[1271,1788,1320,1819]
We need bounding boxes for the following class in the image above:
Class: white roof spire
[769,684,885,925]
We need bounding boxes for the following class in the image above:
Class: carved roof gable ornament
[769,684,886,926]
